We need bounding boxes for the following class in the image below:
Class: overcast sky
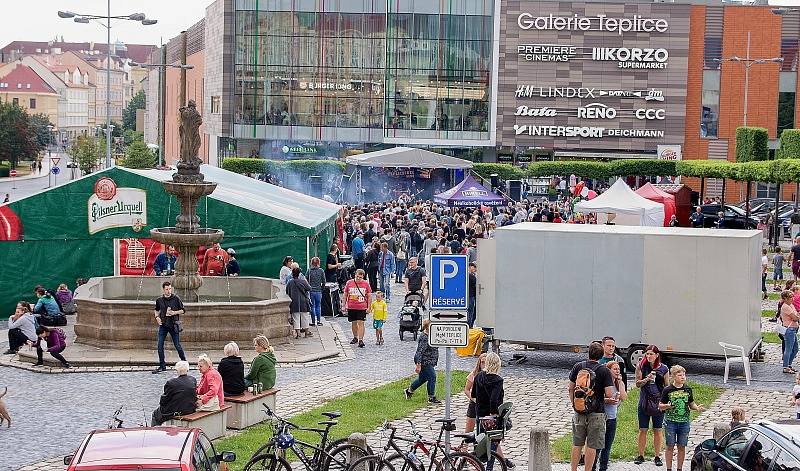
[0,1,213,48]
[3,0,800,49]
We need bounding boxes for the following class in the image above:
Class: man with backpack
[568,342,614,471]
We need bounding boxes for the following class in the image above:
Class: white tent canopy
[345,146,473,169]
[575,178,665,227]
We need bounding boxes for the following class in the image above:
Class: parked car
[700,204,759,229]
[64,427,236,471]
[691,420,800,470]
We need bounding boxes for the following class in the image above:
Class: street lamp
[57,5,157,169]
[129,61,194,167]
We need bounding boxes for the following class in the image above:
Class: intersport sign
[518,13,669,35]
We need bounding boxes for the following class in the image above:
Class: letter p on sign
[429,254,468,311]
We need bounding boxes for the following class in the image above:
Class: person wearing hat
[226,248,240,276]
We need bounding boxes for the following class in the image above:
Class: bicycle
[107,405,124,429]
[244,404,370,471]
[346,417,485,471]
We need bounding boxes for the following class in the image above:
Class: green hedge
[472,163,526,180]
[608,159,678,177]
[222,158,346,177]
[526,161,611,179]
[0,164,8,178]
[735,127,769,162]
[779,129,800,160]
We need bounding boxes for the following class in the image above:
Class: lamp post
[130,59,194,167]
[57,5,157,169]
[46,124,53,187]
[710,31,783,227]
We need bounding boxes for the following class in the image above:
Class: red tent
[635,183,676,226]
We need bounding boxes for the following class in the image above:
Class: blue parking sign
[429,254,468,311]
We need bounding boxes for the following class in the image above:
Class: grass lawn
[218,371,467,470]
[763,309,777,318]
[768,292,781,301]
[551,381,723,462]
[764,332,781,344]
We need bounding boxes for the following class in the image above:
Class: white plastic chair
[719,342,752,385]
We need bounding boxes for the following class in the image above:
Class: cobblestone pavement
[7,282,800,471]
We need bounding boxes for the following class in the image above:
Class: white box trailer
[476,223,763,369]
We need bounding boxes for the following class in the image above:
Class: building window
[701,70,720,138]
[779,71,796,136]
[211,96,221,114]
[12,97,18,106]
[29,98,36,109]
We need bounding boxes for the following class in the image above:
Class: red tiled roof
[1,41,156,63]
[0,64,57,94]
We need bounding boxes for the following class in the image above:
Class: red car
[64,427,236,471]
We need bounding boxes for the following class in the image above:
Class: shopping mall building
[145,0,800,197]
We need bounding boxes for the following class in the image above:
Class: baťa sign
[88,177,147,234]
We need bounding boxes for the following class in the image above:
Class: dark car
[691,420,800,470]
[700,204,759,229]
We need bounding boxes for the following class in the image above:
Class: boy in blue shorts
[369,291,387,345]
[659,365,705,471]
[774,247,786,291]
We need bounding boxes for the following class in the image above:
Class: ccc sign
[635,109,665,120]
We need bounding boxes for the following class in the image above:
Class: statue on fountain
[175,99,204,183]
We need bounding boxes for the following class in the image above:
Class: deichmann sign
[88,179,147,235]
[517,13,669,35]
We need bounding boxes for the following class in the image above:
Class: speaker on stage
[507,180,522,201]
[309,175,322,198]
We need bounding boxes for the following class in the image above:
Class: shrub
[778,129,800,160]
[471,163,525,181]
[735,127,769,162]
[527,161,611,179]
[121,139,156,169]
[608,159,678,177]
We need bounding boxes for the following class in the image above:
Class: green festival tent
[0,165,341,319]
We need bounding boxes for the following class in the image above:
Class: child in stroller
[398,291,424,340]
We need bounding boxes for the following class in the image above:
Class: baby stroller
[399,291,424,340]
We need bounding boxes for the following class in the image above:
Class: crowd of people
[4,283,77,367]
[153,242,240,277]
[150,334,277,425]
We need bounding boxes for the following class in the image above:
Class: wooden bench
[224,389,279,430]
[165,405,231,439]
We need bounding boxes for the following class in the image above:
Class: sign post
[428,254,470,452]
[9,169,16,189]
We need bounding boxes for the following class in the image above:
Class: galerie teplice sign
[511,10,674,144]
[88,177,147,235]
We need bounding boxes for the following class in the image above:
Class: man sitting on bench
[152,361,197,426]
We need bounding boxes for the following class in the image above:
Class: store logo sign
[513,124,665,139]
[591,47,669,69]
[514,105,557,117]
[657,145,682,161]
[462,187,489,197]
[88,179,147,235]
[577,103,617,119]
[635,109,666,120]
[517,14,669,35]
[515,86,597,98]
[282,145,318,154]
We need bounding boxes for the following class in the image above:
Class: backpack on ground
[572,362,598,414]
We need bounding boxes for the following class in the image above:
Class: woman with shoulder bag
[781,289,800,374]
[395,234,408,283]
[472,353,514,469]
[634,345,670,467]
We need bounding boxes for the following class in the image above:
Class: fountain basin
[162,180,217,198]
[73,276,292,349]
[149,227,224,247]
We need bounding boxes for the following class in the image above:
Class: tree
[123,89,145,132]
[121,138,155,169]
[0,101,38,168]
[28,113,53,150]
[68,135,102,175]
[123,129,144,146]
[735,127,769,218]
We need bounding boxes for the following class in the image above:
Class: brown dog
[0,387,9,427]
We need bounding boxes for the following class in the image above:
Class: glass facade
[233,0,493,142]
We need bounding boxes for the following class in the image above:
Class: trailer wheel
[400,330,404,341]
[626,344,647,371]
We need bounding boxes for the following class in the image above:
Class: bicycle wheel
[322,443,372,471]
[347,455,398,471]
[249,441,277,463]
[386,452,422,471]
[436,451,485,471]
[243,454,292,471]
